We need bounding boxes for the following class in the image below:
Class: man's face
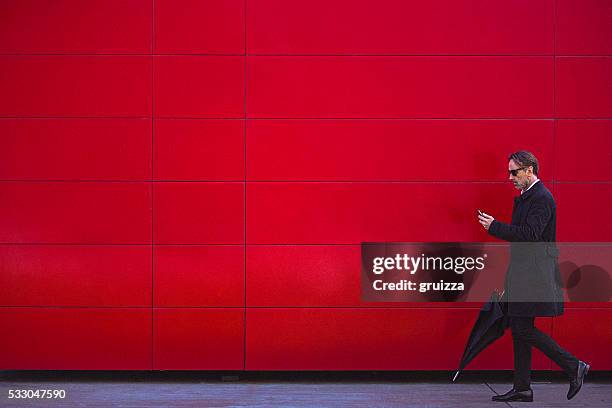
[508,159,531,191]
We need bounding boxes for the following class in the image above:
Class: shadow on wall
[560,262,612,302]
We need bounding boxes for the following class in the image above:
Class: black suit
[488,180,563,317]
[488,180,578,390]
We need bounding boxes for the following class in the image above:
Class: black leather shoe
[492,388,533,402]
[567,360,590,400]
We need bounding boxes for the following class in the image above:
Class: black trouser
[510,316,579,390]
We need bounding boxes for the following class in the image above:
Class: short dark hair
[508,151,539,176]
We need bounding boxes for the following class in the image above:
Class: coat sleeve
[488,196,553,242]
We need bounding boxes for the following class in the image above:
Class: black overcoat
[488,181,564,317]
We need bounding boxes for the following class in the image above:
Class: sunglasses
[508,167,526,176]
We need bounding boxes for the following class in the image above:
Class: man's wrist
[488,220,497,234]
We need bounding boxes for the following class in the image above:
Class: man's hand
[478,212,495,231]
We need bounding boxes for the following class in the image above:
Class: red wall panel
[247,183,515,244]
[0,0,151,54]
[0,119,151,180]
[154,182,244,244]
[246,308,551,370]
[248,0,553,55]
[557,184,612,242]
[0,245,151,307]
[0,308,151,370]
[247,245,359,307]
[556,0,612,55]
[0,182,151,244]
[154,308,244,370]
[155,0,244,54]
[246,308,469,370]
[154,56,244,117]
[154,119,244,181]
[556,57,612,118]
[154,245,244,307]
[248,245,493,308]
[247,57,553,118]
[552,309,612,370]
[247,120,553,181]
[0,56,151,117]
[555,120,612,182]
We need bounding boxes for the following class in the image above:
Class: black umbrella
[453,292,508,382]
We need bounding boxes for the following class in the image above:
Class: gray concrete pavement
[1,371,610,407]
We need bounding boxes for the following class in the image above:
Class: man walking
[477,151,589,402]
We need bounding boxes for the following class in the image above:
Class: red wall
[1,0,611,370]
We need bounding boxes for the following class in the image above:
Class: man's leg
[511,316,579,378]
[492,318,535,401]
[511,317,534,391]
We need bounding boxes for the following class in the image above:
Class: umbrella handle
[452,371,460,382]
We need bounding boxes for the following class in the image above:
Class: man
[477,151,589,402]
